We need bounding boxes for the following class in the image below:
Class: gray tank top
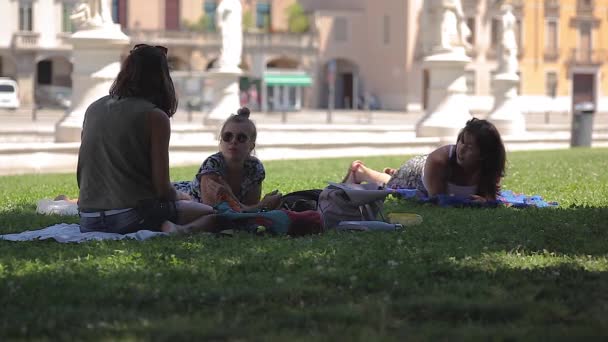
[77,95,159,211]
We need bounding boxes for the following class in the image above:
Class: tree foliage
[286,2,309,33]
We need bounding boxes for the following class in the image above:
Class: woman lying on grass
[76,44,220,235]
[172,107,282,212]
[342,118,506,202]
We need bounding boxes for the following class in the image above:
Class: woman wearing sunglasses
[76,44,220,234]
[173,107,282,211]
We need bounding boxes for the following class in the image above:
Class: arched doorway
[320,58,360,109]
[167,56,188,71]
[267,57,299,69]
[35,56,73,108]
[263,56,310,112]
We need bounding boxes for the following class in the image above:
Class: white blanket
[0,223,167,243]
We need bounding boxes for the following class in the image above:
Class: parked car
[0,78,20,110]
[35,85,72,109]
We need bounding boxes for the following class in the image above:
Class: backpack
[316,182,391,230]
[280,189,322,212]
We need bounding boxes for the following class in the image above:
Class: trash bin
[570,101,595,147]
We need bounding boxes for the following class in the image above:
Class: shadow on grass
[0,237,606,340]
[0,206,78,234]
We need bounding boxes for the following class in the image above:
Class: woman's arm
[422,147,450,197]
[199,174,281,211]
[148,109,177,201]
[242,182,262,206]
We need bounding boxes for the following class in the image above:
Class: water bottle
[336,221,404,232]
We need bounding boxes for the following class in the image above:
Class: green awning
[264,74,312,86]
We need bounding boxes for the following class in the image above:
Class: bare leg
[162,200,222,234]
[342,160,391,186]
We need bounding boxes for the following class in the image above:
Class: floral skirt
[385,155,428,194]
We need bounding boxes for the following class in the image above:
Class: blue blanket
[391,189,558,208]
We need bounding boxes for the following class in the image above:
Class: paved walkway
[0,107,607,176]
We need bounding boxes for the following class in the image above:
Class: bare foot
[160,220,181,234]
[342,160,364,183]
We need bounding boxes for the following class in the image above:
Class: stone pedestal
[487,73,525,135]
[55,25,129,142]
[416,51,472,137]
[204,69,242,125]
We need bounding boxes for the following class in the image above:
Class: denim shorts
[80,200,178,234]
[80,209,144,234]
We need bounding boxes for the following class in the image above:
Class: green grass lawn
[1,148,607,340]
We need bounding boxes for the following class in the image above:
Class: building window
[111,0,128,28]
[112,0,119,23]
[37,60,52,85]
[515,18,522,49]
[19,2,33,31]
[490,18,500,49]
[517,71,521,95]
[334,17,347,42]
[545,19,558,51]
[546,71,558,97]
[465,70,475,95]
[204,1,217,31]
[165,0,180,30]
[579,22,592,51]
[256,2,271,31]
[62,2,76,33]
[383,15,390,45]
[466,17,475,46]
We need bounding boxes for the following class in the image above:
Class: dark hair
[456,118,506,199]
[220,107,257,143]
[109,45,178,117]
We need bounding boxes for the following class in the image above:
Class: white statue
[439,0,471,52]
[70,0,114,30]
[216,0,243,71]
[498,4,519,74]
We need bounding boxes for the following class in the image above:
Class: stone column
[416,51,472,137]
[416,0,473,138]
[15,53,36,108]
[204,70,242,124]
[487,73,525,135]
[55,27,129,142]
[486,4,525,135]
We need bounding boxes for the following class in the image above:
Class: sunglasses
[221,131,249,144]
[130,44,168,55]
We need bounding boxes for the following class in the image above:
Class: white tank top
[422,145,477,197]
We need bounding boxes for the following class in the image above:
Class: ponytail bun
[236,107,250,118]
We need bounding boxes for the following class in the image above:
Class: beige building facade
[1,0,606,113]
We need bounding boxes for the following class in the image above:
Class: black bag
[135,199,178,229]
[280,189,322,212]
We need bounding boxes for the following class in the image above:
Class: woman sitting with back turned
[77,44,220,234]
[342,118,506,202]
[173,107,282,211]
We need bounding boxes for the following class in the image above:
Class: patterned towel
[391,189,558,208]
